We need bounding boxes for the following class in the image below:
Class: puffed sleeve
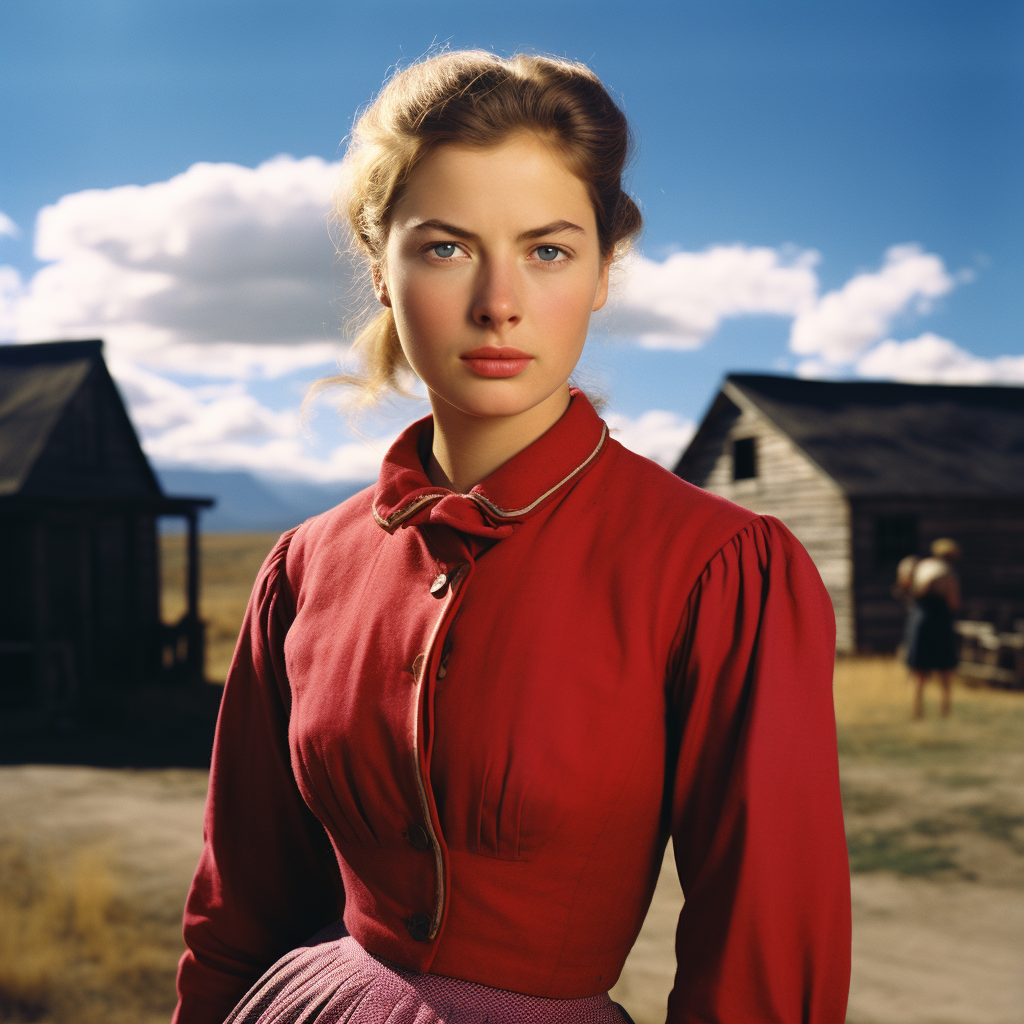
[666,515,851,1023]
[173,530,344,1024]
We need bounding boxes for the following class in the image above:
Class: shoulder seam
[682,512,768,611]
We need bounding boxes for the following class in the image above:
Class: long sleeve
[667,515,851,1023]
[174,531,344,1024]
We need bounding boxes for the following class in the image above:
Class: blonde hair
[318,50,643,405]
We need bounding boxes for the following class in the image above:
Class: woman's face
[379,133,610,421]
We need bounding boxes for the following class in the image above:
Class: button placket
[407,558,473,943]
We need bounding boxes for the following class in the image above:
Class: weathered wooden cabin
[0,340,212,719]
[674,375,1024,654]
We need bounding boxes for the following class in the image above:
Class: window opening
[874,515,918,566]
[732,436,757,481]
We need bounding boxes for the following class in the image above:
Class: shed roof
[717,374,1024,498]
[0,340,211,512]
[0,341,104,495]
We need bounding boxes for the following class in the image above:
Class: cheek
[393,271,464,350]
[533,278,596,352]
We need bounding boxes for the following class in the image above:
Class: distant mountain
[156,469,371,533]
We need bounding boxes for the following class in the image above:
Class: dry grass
[833,657,1024,887]
[0,841,181,1024]
[161,532,280,682]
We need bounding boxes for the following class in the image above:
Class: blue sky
[2,0,1022,480]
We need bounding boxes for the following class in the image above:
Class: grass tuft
[0,841,180,1024]
[846,827,960,876]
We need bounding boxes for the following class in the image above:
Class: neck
[426,384,572,493]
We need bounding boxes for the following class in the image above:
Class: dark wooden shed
[0,340,212,719]
[674,374,1024,654]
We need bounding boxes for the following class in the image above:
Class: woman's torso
[278,403,759,996]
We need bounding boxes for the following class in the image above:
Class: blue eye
[432,243,458,259]
[536,246,562,262]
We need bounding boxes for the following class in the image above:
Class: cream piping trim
[411,589,454,940]
[372,492,445,532]
[373,421,607,530]
[469,422,608,519]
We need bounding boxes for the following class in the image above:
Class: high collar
[371,389,608,539]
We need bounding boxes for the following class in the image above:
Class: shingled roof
[0,340,210,512]
[694,374,1024,498]
[0,340,113,495]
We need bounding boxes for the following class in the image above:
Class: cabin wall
[0,509,162,714]
[692,401,855,653]
[852,497,1024,652]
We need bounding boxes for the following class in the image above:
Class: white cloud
[855,333,1024,384]
[9,155,357,377]
[0,212,20,238]
[604,409,695,468]
[0,266,25,337]
[9,152,1013,482]
[789,244,956,367]
[110,359,393,482]
[601,245,819,349]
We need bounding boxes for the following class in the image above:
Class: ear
[371,264,391,308]
[591,256,612,313]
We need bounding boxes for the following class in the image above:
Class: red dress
[174,390,851,1024]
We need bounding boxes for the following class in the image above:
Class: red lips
[460,346,534,378]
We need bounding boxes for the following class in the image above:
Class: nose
[471,258,521,330]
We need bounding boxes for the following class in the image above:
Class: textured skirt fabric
[225,922,633,1024]
[904,593,958,671]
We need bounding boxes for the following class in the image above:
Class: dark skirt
[225,921,633,1024]
[904,594,958,671]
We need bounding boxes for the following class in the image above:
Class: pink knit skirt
[224,922,633,1024]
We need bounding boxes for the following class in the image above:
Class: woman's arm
[174,531,344,1024]
[666,515,851,1024]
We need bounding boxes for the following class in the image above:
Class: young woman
[174,51,851,1024]
[903,538,962,719]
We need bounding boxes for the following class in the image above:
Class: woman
[904,538,962,719]
[174,51,851,1024]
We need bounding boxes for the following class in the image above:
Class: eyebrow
[411,218,586,241]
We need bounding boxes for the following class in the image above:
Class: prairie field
[0,532,1020,1023]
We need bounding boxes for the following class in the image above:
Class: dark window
[874,515,918,566]
[732,436,757,480]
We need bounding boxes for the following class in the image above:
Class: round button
[429,572,448,595]
[407,913,432,942]
[411,653,426,679]
[406,823,430,851]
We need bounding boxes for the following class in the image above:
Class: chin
[438,381,564,421]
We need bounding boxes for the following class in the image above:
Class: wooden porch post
[186,510,199,622]
[185,508,205,683]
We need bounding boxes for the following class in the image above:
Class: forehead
[390,134,596,231]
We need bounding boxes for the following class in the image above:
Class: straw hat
[931,537,961,559]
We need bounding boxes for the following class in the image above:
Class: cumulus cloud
[10,156,358,376]
[0,212,20,238]
[855,333,1024,384]
[8,151,1015,481]
[789,244,956,367]
[111,359,394,482]
[604,409,695,468]
[0,266,24,337]
[602,245,819,349]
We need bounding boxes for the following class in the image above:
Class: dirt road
[2,758,1021,1024]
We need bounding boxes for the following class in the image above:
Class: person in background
[903,538,962,719]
